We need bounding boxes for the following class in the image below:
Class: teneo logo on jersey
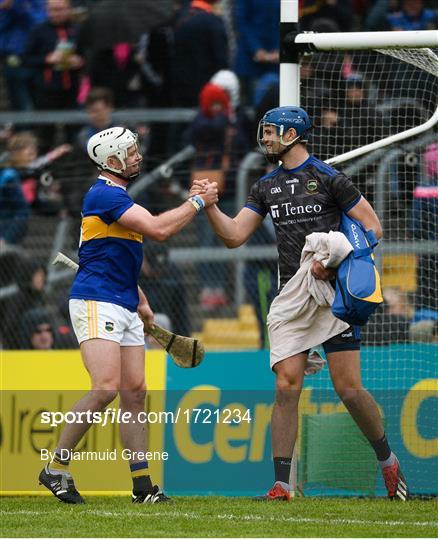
[306,179,318,193]
[270,205,280,218]
[286,178,300,184]
[270,203,322,218]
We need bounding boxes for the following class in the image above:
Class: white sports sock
[379,451,397,469]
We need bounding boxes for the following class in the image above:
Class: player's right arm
[118,183,218,242]
[191,177,265,248]
[204,205,263,248]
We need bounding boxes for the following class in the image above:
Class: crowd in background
[0,0,437,349]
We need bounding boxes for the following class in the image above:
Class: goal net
[296,40,438,497]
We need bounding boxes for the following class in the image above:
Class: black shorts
[322,325,361,354]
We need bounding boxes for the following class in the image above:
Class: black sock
[133,475,153,494]
[368,433,391,461]
[273,457,292,484]
[130,462,153,494]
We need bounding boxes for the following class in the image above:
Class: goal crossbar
[294,30,438,51]
[292,30,438,165]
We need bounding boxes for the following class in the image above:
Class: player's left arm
[330,173,383,240]
[347,196,383,239]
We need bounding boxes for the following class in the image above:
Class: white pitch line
[1,509,437,529]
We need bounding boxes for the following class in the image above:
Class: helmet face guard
[87,127,142,180]
[257,106,312,163]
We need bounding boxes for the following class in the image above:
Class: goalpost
[280,3,438,497]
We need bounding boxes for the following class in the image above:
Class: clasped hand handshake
[189,179,336,282]
[190,178,218,207]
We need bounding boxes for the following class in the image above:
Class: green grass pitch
[1,496,437,537]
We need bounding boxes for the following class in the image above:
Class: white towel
[267,231,353,368]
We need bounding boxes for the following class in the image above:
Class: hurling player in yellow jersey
[39,127,218,504]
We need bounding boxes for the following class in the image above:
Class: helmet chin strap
[265,136,301,164]
[108,169,140,182]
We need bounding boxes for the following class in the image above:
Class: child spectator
[5,131,71,214]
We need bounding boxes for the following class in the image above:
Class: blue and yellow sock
[130,461,153,494]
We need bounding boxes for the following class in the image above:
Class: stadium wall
[1,349,437,496]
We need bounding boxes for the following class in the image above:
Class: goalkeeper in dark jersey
[191,106,409,501]
[38,127,218,504]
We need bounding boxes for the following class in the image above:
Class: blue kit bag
[332,213,383,326]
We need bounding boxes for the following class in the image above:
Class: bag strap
[352,229,379,258]
[365,229,378,248]
[353,247,373,258]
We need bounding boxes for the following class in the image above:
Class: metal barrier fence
[1,111,437,351]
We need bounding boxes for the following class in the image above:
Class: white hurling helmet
[87,127,140,177]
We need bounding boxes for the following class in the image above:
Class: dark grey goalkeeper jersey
[246,155,361,291]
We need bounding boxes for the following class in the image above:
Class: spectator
[135,16,178,165]
[409,319,438,342]
[411,142,438,240]
[0,154,30,247]
[0,0,47,110]
[253,72,279,130]
[386,0,438,30]
[209,69,252,157]
[339,72,385,200]
[185,81,249,308]
[299,57,331,121]
[76,87,115,152]
[361,287,412,345]
[311,105,345,161]
[299,0,354,32]
[25,0,84,148]
[6,130,71,214]
[365,0,399,31]
[362,287,438,345]
[85,41,143,108]
[172,0,228,108]
[210,70,240,123]
[136,23,175,110]
[1,259,47,348]
[233,0,279,105]
[21,307,55,350]
[411,143,438,311]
